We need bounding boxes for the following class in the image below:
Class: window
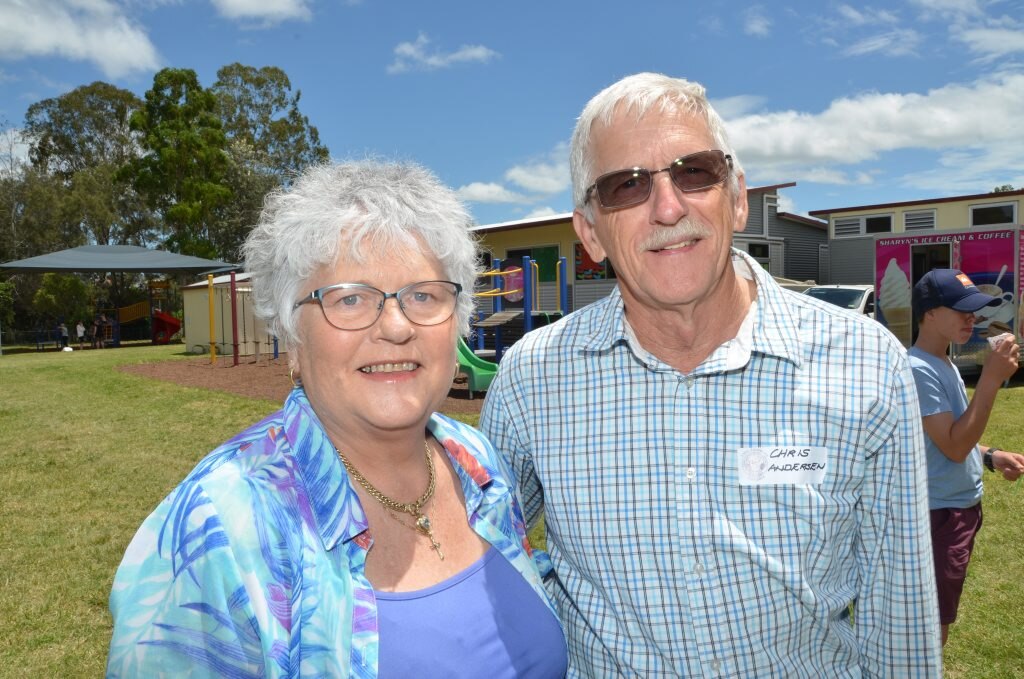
[834,217,860,238]
[748,243,770,259]
[865,215,892,234]
[746,242,770,269]
[832,213,893,238]
[970,202,1016,227]
[903,210,935,231]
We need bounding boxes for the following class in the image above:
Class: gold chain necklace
[336,440,444,560]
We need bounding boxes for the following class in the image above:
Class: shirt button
[710,659,721,673]
[686,467,696,481]
[694,562,705,576]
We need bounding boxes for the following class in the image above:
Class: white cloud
[841,28,922,56]
[504,142,570,194]
[907,0,984,21]
[797,168,876,186]
[836,4,899,26]
[387,33,499,74]
[727,73,1024,191]
[456,182,525,203]
[710,94,765,119]
[210,0,311,23]
[907,144,1024,195]
[956,26,1024,59]
[0,0,160,79]
[743,7,772,37]
[523,206,560,219]
[777,194,796,214]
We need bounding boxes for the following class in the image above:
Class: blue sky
[1,0,1023,226]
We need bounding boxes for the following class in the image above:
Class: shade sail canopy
[0,245,237,274]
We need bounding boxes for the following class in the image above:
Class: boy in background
[909,268,1024,645]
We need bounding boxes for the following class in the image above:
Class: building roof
[183,272,252,288]
[777,211,827,230]
[471,212,572,234]
[0,245,237,275]
[748,181,796,193]
[809,187,1024,217]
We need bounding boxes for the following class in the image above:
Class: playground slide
[152,310,182,344]
[457,337,498,398]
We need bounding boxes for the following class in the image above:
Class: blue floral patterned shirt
[108,388,556,677]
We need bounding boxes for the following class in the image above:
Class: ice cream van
[874,226,1023,370]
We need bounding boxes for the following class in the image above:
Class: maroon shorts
[930,504,983,625]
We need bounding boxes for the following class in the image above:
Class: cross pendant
[429,536,445,561]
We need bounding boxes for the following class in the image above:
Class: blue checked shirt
[479,250,941,678]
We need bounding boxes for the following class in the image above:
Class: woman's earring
[289,368,302,388]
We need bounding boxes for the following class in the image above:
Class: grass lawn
[1,344,1021,676]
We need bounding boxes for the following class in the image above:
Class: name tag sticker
[737,446,828,485]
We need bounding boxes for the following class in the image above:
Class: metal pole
[522,256,533,333]
[230,271,239,366]
[559,256,568,315]
[208,274,216,364]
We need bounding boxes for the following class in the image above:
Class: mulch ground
[119,354,484,416]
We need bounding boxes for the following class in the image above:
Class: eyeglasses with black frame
[293,280,462,331]
[584,149,733,210]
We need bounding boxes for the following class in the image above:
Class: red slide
[152,310,181,344]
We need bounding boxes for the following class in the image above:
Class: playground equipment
[456,337,497,399]
[93,280,183,347]
[472,255,568,362]
[152,310,181,344]
[181,272,281,364]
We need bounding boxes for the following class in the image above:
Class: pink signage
[875,229,1018,344]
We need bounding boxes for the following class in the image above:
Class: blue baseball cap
[912,269,1001,316]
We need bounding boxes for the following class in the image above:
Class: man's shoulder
[772,284,903,353]
[908,346,953,382]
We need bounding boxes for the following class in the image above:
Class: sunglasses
[584,149,733,209]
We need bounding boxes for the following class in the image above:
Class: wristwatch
[984,448,1000,473]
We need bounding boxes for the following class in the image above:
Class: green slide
[457,337,498,398]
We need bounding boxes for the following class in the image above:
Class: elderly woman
[107,160,567,677]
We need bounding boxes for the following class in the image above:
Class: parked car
[802,284,875,318]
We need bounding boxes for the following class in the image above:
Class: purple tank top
[375,547,567,678]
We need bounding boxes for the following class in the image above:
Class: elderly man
[480,73,941,677]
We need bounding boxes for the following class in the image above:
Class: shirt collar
[282,388,367,551]
[581,248,804,371]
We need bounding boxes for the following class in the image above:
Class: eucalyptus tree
[24,82,140,179]
[212,63,328,181]
[21,83,155,247]
[209,63,329,261]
